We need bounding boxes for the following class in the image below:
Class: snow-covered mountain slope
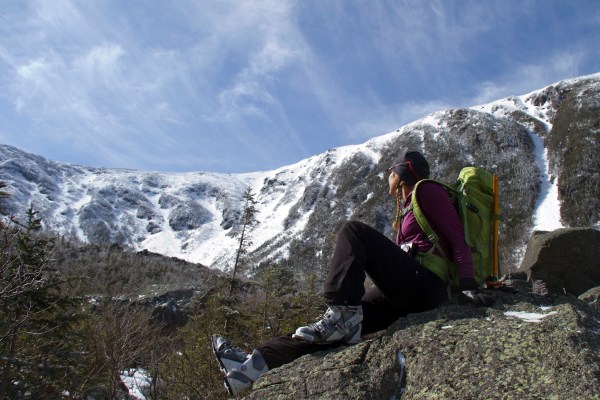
[0,133,390,269]
[1,73,599,273]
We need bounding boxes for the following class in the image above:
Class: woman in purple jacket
[213,151,480,396]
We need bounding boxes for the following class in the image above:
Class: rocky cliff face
[544,77,600,226]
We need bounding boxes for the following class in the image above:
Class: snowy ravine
[476,87,565,234]
[529,134,563,232]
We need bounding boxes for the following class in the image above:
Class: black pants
[257,221,447,369]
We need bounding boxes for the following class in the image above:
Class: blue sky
[1,0,599,173]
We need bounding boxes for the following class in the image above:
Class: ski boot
[211,335,250,375]
[292,305,363,344]
[224,349,269,396]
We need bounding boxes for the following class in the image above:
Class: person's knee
[339,220,365,236]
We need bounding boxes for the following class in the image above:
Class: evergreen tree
[0,182,8,214]
[230,187,259,286]
[253,263,296,340]
[224,187,259,334]
[288,272,326,330]
[0,205,76,399]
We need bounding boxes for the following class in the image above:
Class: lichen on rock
[245,283,600,399]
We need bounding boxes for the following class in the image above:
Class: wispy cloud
[469,50,588,106]
[0,0,598,172]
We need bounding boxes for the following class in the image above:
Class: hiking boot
[224,349,269,396]
[211,335,250,375]
[292,305,363,344]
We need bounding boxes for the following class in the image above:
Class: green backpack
[409,167,500,288]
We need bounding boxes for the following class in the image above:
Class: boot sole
[223,377,235,397]
[211,335,231,375]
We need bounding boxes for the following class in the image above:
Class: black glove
[459,277,478,291]
[458,278,495,307]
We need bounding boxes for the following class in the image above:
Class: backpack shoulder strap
[411,179,456,260]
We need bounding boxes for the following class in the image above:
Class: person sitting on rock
[213,150,479,396]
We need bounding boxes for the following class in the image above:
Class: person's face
[388,170,400,197]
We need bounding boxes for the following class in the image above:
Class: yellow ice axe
[492,174,499,277]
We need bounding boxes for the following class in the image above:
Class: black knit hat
[390,151,430,185]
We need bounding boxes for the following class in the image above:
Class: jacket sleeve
[417,182,474,280]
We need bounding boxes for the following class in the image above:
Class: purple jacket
[396,181,474,280]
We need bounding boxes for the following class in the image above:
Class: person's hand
[458,278,494,306]
[459,277,478,291]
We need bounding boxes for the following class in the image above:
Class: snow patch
[120,369,151,400]
[529,133,564,232]
[504,310,557,323]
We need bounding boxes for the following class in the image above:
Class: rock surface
[244,282,600,399]
[521,228,600,296]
